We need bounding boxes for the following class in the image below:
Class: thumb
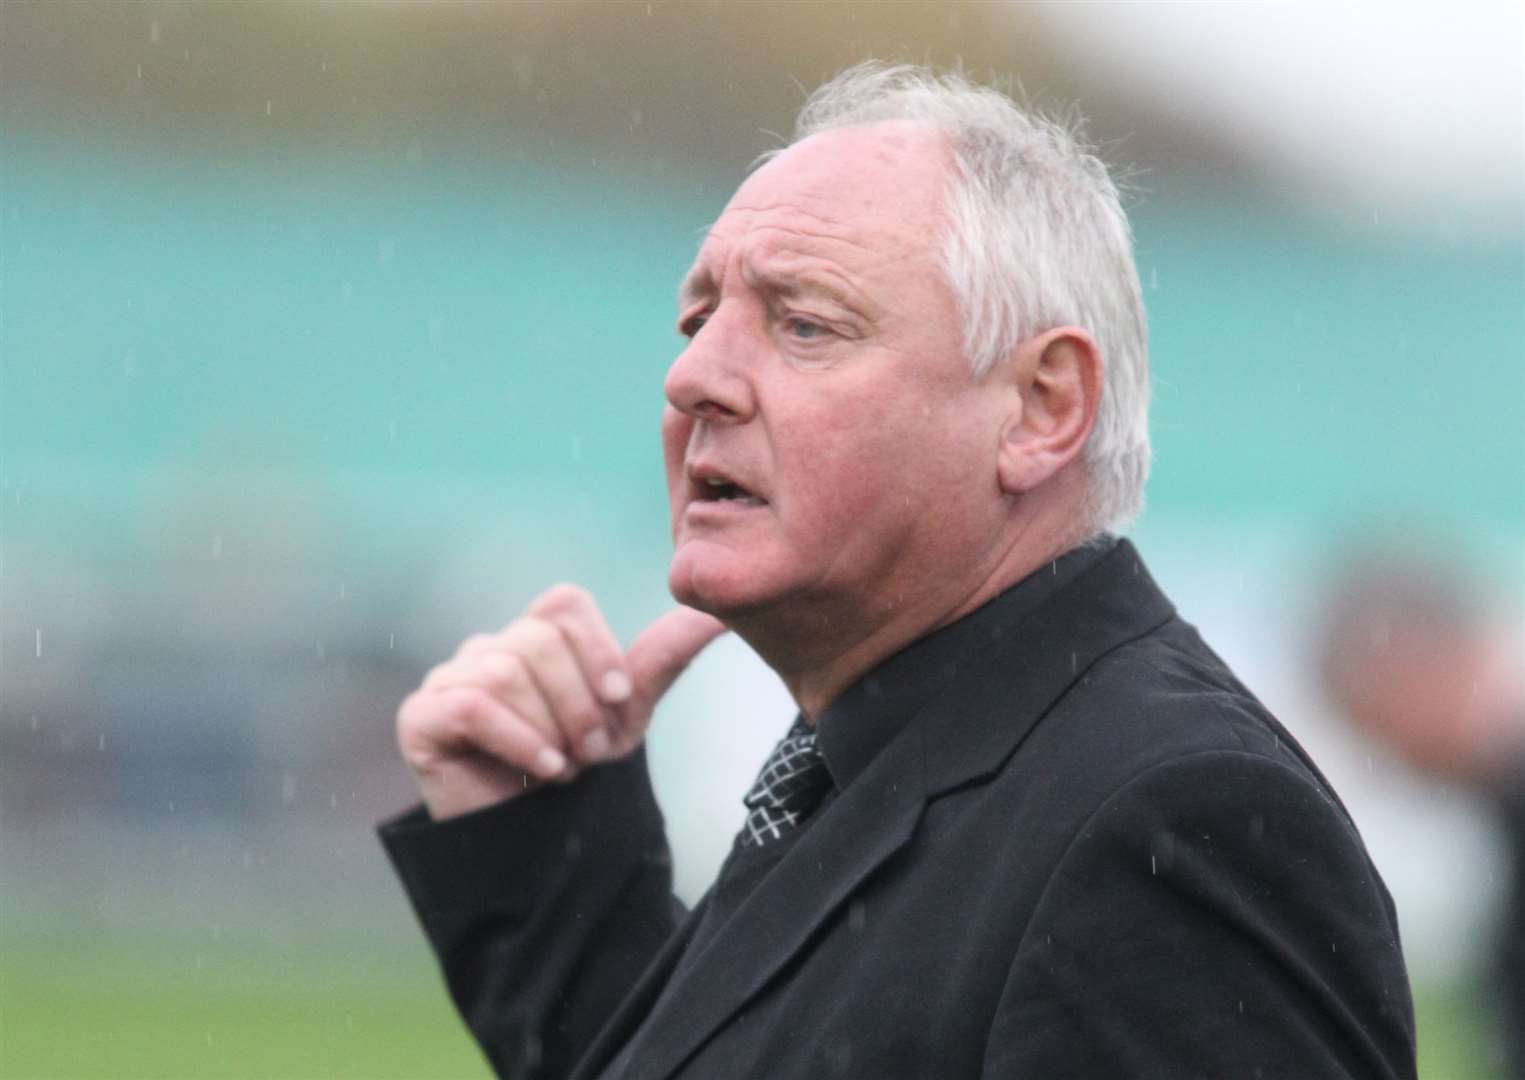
[624,606,727,717]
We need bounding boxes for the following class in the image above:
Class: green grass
[1415,980,1507,1080]
[0,933,1505,1079]
[0,934,492,1079]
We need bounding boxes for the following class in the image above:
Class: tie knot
[738,717,832,850]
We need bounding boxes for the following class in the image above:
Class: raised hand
[396,585,726,821]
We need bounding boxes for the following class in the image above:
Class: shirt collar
[813,535,1120,792]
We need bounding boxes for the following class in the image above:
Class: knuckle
[444,687,495,736]
[395,690,423,732]
[530,582,592,617]
[506,616,559,662]
[475,651,524,694]
[398,687,474,751]
[456,632,496,658]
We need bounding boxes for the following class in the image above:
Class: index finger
[525,584,632,707]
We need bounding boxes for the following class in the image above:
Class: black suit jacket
[381,540,1417,1078]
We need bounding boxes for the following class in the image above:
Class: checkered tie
[737,716,832,850]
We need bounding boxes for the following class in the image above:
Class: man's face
[663,122,1010,631]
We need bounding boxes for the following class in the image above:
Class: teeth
[705,477,726,487]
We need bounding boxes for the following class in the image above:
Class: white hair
[774,62,1151,534]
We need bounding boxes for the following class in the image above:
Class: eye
[679,312,709,338]
[785,317,829,341]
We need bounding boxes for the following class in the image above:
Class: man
[381,64,1417,1078]
[1318,544,1524,1077]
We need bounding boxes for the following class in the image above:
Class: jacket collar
[612,537,1176,1080]
[815,535,1118,792]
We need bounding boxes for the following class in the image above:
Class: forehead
[683,122,952,298]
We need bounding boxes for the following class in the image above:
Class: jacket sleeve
[981,749,1418,1080]
[378,748,684,1079]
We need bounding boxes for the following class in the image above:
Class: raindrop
[34,629,41,658]
[1149,266,1158,290]
[265,99,273,116]
[388,632,395,650]
[1150,854,1157,876]
[150,20,161,45]
[98,735,106,751]
[136,64,143,80]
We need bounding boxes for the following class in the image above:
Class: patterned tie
[737,716,832,850]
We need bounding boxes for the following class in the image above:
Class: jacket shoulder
[1040,613,1335,797]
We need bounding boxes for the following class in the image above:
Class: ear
[996,326,1102,496]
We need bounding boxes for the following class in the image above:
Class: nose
[663,316,756,425]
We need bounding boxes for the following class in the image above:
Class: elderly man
[380,65,1417,1078]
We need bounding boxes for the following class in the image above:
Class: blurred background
[2,3,1520,1077]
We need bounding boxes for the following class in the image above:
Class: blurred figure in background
[1319,542,1525,1078]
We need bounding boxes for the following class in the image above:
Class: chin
[667,540,780,619]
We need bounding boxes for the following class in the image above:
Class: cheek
[774,405,910,530]
[776,392,991,541]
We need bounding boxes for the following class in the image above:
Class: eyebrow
[677,256,864,315]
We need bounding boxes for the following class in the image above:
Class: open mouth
[694,475,767,507]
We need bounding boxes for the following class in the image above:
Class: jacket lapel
[620,728,929,1080]
[570,897,710,1080]
[918,538,1176,798]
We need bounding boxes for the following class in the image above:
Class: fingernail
[600,670,632,703]
[535,747,568,778]
[582,729,611,761]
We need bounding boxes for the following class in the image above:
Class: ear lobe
[996,327,1102,496]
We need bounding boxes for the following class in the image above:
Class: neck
[736,505,1089,722]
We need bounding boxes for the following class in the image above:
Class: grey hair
[771,62,1151,534]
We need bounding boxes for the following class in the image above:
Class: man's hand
[396,585,726,821]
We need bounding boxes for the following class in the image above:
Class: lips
[688,464,767,508]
